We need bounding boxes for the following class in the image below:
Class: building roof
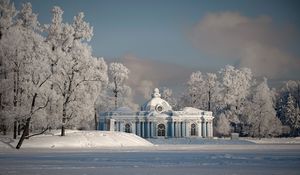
[141,88,172,112]
[113,106,134,113]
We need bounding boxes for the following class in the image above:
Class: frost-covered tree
[0,2,110,144]
[181,71,219,111]
[47,7,108,136]
[0,0,17,40]
[108,62,130,109]
[215,113,231,136]
[160,87,178,110]
[0,2,50,140]
[95,62,137,113]
[206,73,218,111]
[0,2,54,148]
[276,80,300,136]
[15,32,52,149]
[184,71,206,109]
[0,0,17,135]
[283,94,300,136]
[219,65,253,132]
[248,78,282,138]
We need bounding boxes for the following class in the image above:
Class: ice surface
[0,147,300,175]
[148,138,255,145]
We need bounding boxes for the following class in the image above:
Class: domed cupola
[141,88,172,113]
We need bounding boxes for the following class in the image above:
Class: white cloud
[117,54,193,101]
[190,11,300,78]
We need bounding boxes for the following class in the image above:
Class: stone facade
[99,88,214,138]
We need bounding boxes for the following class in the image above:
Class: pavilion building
[99,88,214,138]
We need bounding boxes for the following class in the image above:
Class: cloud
[190,11,300,78]
[117,54,194,101]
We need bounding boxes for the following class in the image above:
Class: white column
[198,121,202,137]
[185,121,189,137]
[141,122,144,137]
[171,122,174,137]
[207,122,210,137]
[109,119,115,131]
[164,123,167,137]
[120,122,124,132]
[143,122,145,137]
[183,122,185,137]
[211,122,213,137]
[153,122,157,137]
[179,122,182,137]
[147,122,150,138]
[132,122,136,134]
[136,121,140,136]
[209,122,213,138]
[203,121,206,138]
[150,122,154,138]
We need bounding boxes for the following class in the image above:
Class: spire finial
[152,88,161,98]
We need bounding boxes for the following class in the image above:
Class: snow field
[0,131,153,149]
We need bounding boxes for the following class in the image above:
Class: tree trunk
[25,124,30,139]
[16,93,37,149]
[2,124,6,135]
[94,111,98,130]
[113,77,118,109]
[61,102,67,136]
[61,124,65,136]
[17,123,21,135]
[16,117,31,149]
[208,90,211,111]
[13,120,17,139]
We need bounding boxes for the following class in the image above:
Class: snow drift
[0,131,153,149]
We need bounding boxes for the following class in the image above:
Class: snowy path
[0,145,300,175]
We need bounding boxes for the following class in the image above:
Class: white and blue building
[99,88,214,138]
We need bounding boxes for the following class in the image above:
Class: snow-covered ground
[0,130,153,149]
[242,137,300,144]
[1,131,300,175]
[2,130,300,150]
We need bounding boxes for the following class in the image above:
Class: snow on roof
[141,88,172,112]
[182,107,202,113]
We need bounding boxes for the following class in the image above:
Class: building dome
[141,88,172,112]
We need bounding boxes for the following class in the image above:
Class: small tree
[216,113,231,137]
[248,78,282,138]
[284,94,300,136]
[108,62,129,109]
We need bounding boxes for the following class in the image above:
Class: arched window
[191,123,196,136]
[157,124,166,136]
[125,123,131,133]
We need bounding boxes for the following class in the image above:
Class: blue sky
[12,0,300,101]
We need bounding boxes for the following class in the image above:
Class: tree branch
[32,97,50,114]
[25,126,49,139]
[39,73,52,88]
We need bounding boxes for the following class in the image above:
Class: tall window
[157,124,166,136]
[191,123,196,136]
[125,123,131,133]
